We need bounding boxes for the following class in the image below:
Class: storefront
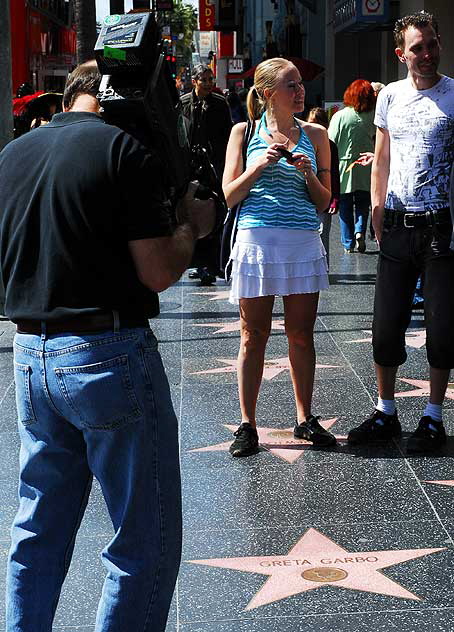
[10,0,76,95]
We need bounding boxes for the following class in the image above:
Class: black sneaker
[293,415,337,446]
[348,409,401,445]
[407,416,447,454]
[229,423,259,457]
[199,271,216,286]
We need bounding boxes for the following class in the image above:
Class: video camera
[94,12,227,271]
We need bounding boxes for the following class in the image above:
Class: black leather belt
[384,207,451,228]
[15,312,149,335]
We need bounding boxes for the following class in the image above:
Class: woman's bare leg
[237,295,275,428]
[283,292,319,422]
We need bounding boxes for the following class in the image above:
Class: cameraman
[0,62,214,632]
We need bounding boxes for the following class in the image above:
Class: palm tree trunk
[0,0,13,151]
[75,0,97,64]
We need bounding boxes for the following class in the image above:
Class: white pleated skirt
[229,227,329,304]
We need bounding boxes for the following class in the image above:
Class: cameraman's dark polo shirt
[0,112,173,322]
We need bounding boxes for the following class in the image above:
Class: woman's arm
[222,122,285,208]
[295,123,332,211]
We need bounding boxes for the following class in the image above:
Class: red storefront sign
[218,32,233,58]
[199,0,215,31]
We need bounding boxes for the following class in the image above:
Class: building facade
[325,0,454,103]
[10,0,76,95]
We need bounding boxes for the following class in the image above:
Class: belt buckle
[403,213,415,228]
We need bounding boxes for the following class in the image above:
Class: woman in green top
[328,80,376,253]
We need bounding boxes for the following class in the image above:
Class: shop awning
[226,56,324,81]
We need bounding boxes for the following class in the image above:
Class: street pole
[75,0,97,64]
[0,0,14,151]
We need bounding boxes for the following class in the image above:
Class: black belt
[384,207,451,229]
[15,312,149,335]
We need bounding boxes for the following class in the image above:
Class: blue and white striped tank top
[238,113,319,231]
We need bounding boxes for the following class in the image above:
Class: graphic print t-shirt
[374,75,454,212]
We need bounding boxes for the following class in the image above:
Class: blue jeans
[339,190,370,250]
[318,211,332,267]
[6,327,182,632]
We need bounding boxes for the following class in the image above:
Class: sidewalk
[1,223,453,631]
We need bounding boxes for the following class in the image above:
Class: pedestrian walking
[222,58,334,457]
[181,64,233,285]
[347,11,454,453]
[328,79,376,253]
[306,106,340,266]
[0,62,215,631]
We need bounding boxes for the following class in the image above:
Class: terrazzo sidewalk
[0,222,453,631]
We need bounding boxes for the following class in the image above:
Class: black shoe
[348,409,401,445]
[229,423,259,457]
[407,416,447,454]
[188,269,200,279]
[199,270,216,286]
[293,415,337,446]
[355,232,366,253]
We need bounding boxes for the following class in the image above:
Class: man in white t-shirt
[348,11,454,453]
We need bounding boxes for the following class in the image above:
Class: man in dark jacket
[181,64,233,284]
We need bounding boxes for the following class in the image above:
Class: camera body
[94,13,226,272]
[95,13,191,201]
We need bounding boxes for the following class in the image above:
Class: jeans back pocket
[55,354,142,430]
[14,363,36,426]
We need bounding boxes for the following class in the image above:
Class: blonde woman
[222,58,334,457]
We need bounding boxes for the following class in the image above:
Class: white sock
[376,398,396,416]
[423,402,442,423]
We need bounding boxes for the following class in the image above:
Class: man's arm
[371,126,390,243]
[128,186,215,293]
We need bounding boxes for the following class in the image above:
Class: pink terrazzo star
[192,319,285,334]
[423,480,454,487]
[346,329,426,349]
[190,419,344,463]
[395,379,454,399]
[188,528,445,610]
[191,357,340,380]
[190,290,230,301]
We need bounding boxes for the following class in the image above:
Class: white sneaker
[355,232,366,253]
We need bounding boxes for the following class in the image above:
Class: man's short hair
[393,11,439,48]
[191,64,213,80]
[63,60,102,109]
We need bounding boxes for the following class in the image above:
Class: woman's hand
[356,151,374,167]
[290,153,315,179]
[257,142,290,170]
[328,200,339,214]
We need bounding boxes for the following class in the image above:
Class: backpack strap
[242,119,255,169]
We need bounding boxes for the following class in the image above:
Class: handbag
[219,119,255,281]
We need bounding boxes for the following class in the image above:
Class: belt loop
[112,309,120,333]
[40,321,47,341]
[426,210,434,226]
